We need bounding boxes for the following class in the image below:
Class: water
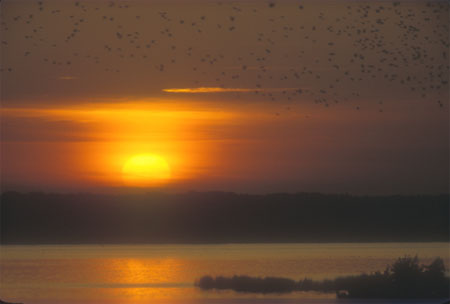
[0,243,448,304]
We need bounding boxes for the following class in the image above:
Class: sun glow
[122,154,171,187]
[0,102,264,190]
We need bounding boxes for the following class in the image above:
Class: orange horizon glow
[0,101,253,189]
[2,98,445,193]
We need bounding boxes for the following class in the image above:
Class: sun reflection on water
[99,258,188,300]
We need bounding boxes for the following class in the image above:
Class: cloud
[163,87,299,93]
[163,87,255,93]
[0,116,98,142]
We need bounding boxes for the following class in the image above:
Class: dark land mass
[1,191,448,244]
[197,256,450,299]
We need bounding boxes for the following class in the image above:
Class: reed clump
[196,256,449,299]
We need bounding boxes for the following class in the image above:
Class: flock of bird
[1,0,448,112]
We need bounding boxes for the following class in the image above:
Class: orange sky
[0,0,448,194]
[1,97,448,194]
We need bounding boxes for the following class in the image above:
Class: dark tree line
[1,191,448,244]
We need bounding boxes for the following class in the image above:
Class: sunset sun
[122,154,171,187]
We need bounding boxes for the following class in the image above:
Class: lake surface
[0,243,448,304]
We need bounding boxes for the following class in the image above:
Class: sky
[0,0,448,194]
